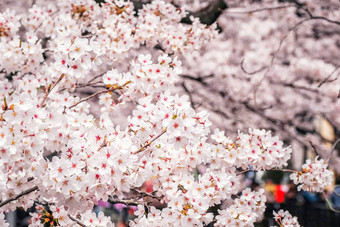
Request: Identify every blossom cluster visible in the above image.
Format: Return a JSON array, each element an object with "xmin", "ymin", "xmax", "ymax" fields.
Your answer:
[
  {"xmin": 273, "ymin": 209, "xmax": 300, "ymax": 227},
  {"xmin": 215, "ymin": 188, "xmax": 267, "ymax": 226},
  {"xmin": 210, "ymin": 128, "xmax": 292, "ymax": 171},
  {"xmin": 0, "ymin": 211, "xmax": 9, "ymax": 227},
  {"xmin": 0, "ymin": 34, "xmax": 44, "ymax": 74},
  {"xmin": 0, "ymin": 9, "xmax": 21, "ymax": 38},
  {"xmin": 290, "ymin": 157, "xmax": 333, "ymax": 192},
  {"xmin": 29, "ymin": 205, "xmax": 113, "ymax": 227},
  {"xmin": 100, "ymin": 54, "xmax": 182, "ymax": 111}
]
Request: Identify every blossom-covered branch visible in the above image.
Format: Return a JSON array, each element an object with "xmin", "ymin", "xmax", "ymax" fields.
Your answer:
[{"xmin": 0, "ymin": 186, "xmax": 38, "ymax": 208}]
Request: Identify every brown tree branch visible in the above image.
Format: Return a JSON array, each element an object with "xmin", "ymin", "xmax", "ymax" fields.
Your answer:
[
  {"xmin": 40, "ymin": 74, "xmax": 65, "ymax": 107},
  {"xmin": 132, "ymin": 188, "xmax": 161, "ymax": 200},
  {"xmin": 302, "ymin": 7, "xmax": 340, "ymax": 26},
  {"xmin": 133, "ymin": 129, "xmax": 167, "ymax": 154},
  {"xmin": 67, "ymin": 214, "xmax": 88, "ymax": 227},
  {"xmin": 76, "ymin": 81, "xmax": 105, "ymax": 89},
  {"xmin": 68, "ymin": 81, "xmax": 130, "ymax": 109},
  {"xmin": 181, "ymin": 82, "xmax": 196, "ymax": 109},
  {"xmin": 130, "ymin": 0, "xmax": 227, "ymax": 25},
  {"xmin": 237, "ymin": 168, "xmax": 297, "ymax": 176},
  {"xmin": 328, "ymin": 138, "xmax": 340, "ymax": 163},
  {"xmin": 269, "ymin": 80, "xmax": 321, "ymax": 94},
  {"xmin": 318, "ymin": 66, "xmax": 339, "ymax": 88},
  {"xmin": 87, "ymin": 73, "xmax": 106, "ymax": 84},
  {"xmin": 108, "ymin": 197, "xmax": 142, "ymax": 206},
  {"xmin": 240, "ymin": 59, "xmax": 268, "ymax": 75},
  {"xmin": 0, "ymin": 186, "xmax": 38, "ymax": 207},
  {"xmin": 68, "ymin": 89, "xmax": 108, "ymax": 109},
  {"xmin": 180, "ymin": 0, "xmax": 228, "ymax": 25},
  {"xmin": 226, "ymin": 4, "xmax": 296, "ymax": 14}
]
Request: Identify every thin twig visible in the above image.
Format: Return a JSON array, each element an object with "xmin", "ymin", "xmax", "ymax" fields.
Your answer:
[
  {"xmin": 318, "ymin": 66, "xmax": 339, "ymax": 88},
  {"xmin": 181, "ymin": 74, "xmax": 211, "ymax": 85},
  {"xmin": 76, "ymin": 81, "xmax": 105, "ymax": 89},
  {"xmin": 108, "ymin": 197, "xmax": 142, "ymax": 206},
  {"xmin": 302, "ymin": 6, "xmax": 340, "ymax": 26},
  {"xmin": 68, "ymin": 89, "xmax": 108, "ymax": 109},
  {"xmin": 180, "ymin": 0, "xmax": 227, "ymax": 25},
  {"xmin": 328, "ymin": 138, "xmax": 340, "ymax": 163},
  {"xmin": 237, "ymin": 169, "xmax": 251, "ymax": 175},
  {"xmin": 237, "ymin": 168, "xmax": 297, "ymax": 176},
  {"xmin": 268, "ymin": 168, "xmax": 297, "ymax": 173},
  {"xmin": 40, "ymin": 74, "xmax": 65, "ymax": 107},
  {"xmin": 67, "ymin": 214, "xmax": 88, "ymax": 227},
  {"xmin": 334, "ymin": 185, "xmax": 340, "ymax": 197},
  {"xmin": 133, "ymin": 129, "xmax": 167, "ymax": 155},
  {"xmin": 68, "ymin": 81, "xmax": 130, "ymax": 109},
  {"xmin": 324, "ymin": 192, "xmax": 340, "ymax": 213},
  {"xmin": 0, "ymin": 186, "xmax": 38, "ymax": 207},
  {"xmin": 281, "ymin": 83, "xmax": 320, "ymax": 96},
  {"xmin": 240, "ymin": 59, "xmax": 267, "ymax": 75},
  {"xmin": 132, "ymin": 188, "xmax": 161, "ymax": 200},
  {"xmin": 87, "ymin": 73, "xmax": 106, "ymax": 84},
  {"xmin": 181, "ymin": 82, "xmax": 196, "ymax": 109},
  {"xmin": 308, "ymin": 136, "xmax": 340, "ymax": 163},
  {"xmin": 226, "ymin": 4, "xmax": 296, "ymax": 14},
  {"xmin": 269, "ymin": 80, "xmax": 321, "ymax": 94},
  {"xmin": 227, "ymin": 5, "xmax": 296, "ymax": 14},
  {"xmin": 308, "ymin": 140, "xmax": 319, "ymax": 156},
  {"xmin": 309, "ymin": 16, "xmax": 340, "ymax": 26}
]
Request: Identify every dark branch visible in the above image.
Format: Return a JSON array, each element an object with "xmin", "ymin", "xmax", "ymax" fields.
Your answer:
[
  {"xmin": 67, "ymin": 214, "xmax": 88, "ymax": 227},
  {"xmin": 108, "ymin": 197, "xmax": 141, "ymax": 206},
  {"xmin": 0, "ymin": 186, "xmax": 38, "ymax": 207},
  {"xmin": 318, "ymin": 66, "xmax": 339, "ymax": 88},
  {"xmin": 240, "ymin": 59, "xmax": 267, "ymax": 75},
  {"xmin": 133, "ymin": 129, "xmax": 167, "ymax": 154},
  {"xmin": 180, "ymin": 0, "xmax": 227, "ymax": 25},
  {"xmin": 181, "ymin": 74, "xmax": 213, "ymax": 85},
  {"xmin": 181, "ymin": 82, "xmax": 196, "ymax": 109},
  {"xmin": 132, "ymin": 188, "xmax": 161, "ymax": 200},
  {"xmin": 226, "ymin": 4, "xmax": 296, "ymax": 14}
]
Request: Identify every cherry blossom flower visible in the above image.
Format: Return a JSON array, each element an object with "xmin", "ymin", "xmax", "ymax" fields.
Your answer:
[
  {"xmin": 0, "ymin": 211, "xmax": 9, "ymax": 227},
  {"xmin": 290, "ymin": 156, "xmax": 333, "ymax": 192},
  {"xmin": 273, "ymin": 209, "xmax": 300, "ymax": 227}
]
